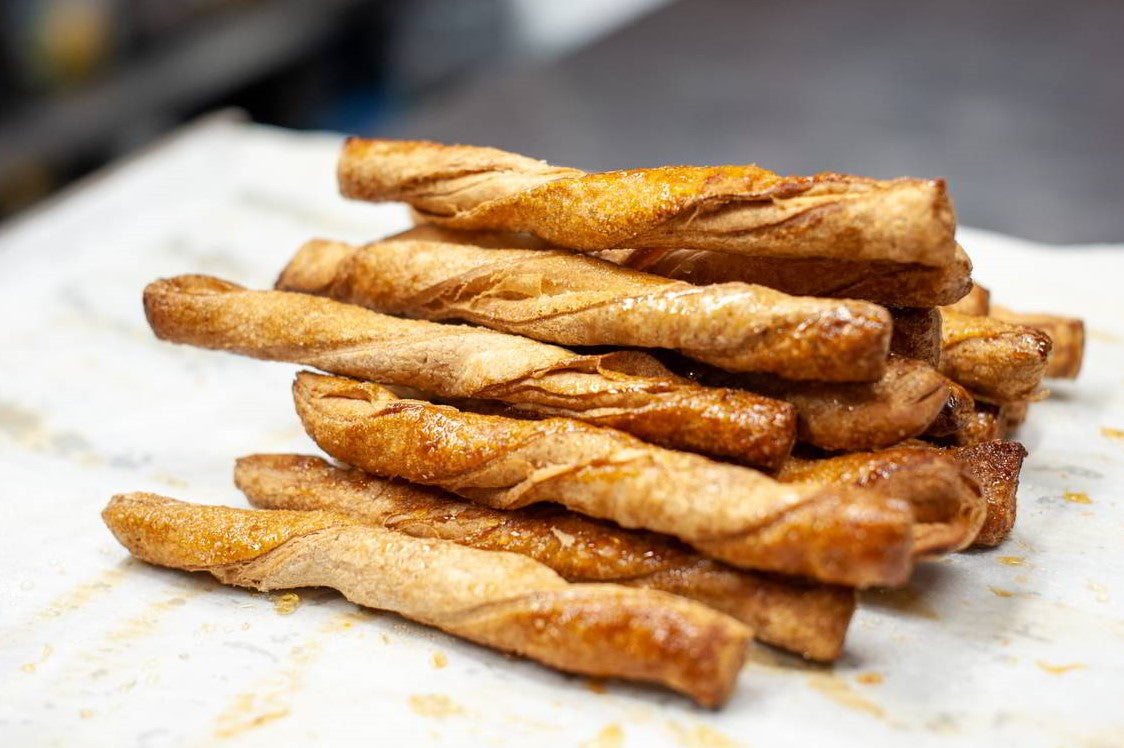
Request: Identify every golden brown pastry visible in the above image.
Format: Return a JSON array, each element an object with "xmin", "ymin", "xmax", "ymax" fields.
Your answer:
[
  {"xmin": 940, "ymin": 310, "xmax": 1052, "ymax": 403},
  {"xmin": 897, "ymin": 439, "xmax": 1027, "ymax": 547},
  {"xmin": 277, "ymin": 238, "xmax": 892, "ymax": 382},
  {"xmin": 923, "ymin": 379, "xmax": 976, "ymax": 438},
  {"xmin": 888, "ymin": 307, "xmax": 942, "ymax": 366},
  {"xmin": 776, "ymin": 448, "xmax": 987, "ymax": 554},
  {"xmin": 932, "ymin": 405, "xmax": 1005, "ymax": 447},
  {"xmin": 598, "ymin": 244, "xmax": 973, "ymax": 308},
  {"xmin": 941, "ymin": 283, "xmax": 1084, "ymax": 380},
  {"xmin": 991, "ymin": 306, "xmax": 1085, "ymax": 379},
  {"xmin": 143, "ymin": 275, "xmax": 796, "ymax": 469},
  {"xmin": 235, "ymin": 454, "xmax": 856, "ymax": 661},
  {"xmin": 947, "ymin": 441, "xmax": 1026, "ymax": 547},
  {"xmin": 292, "ymin": 372, "xmax": 915, "ymax": 587},
  {"xmin": 683, "ymin": 356, "xmax": 950, "ymax": 451},
  {"xmin": 338, "ymin": 139, "xmax": 958, "ymax": 266},
  {"xmin": 102, "ymin": 493, "xmax": 750, "ymax": 706}
]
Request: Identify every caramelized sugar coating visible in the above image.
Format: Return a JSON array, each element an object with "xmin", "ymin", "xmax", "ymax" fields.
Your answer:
[
  {"xmin": 103, "ymin": 493, "xmax": 751, "ymax": 707},
  {"xmin": 143, "ymin": 274, "xmax": 795, "ymax": 469},
  {"xmin": 293, "ymin": 372, "xmax": 915, "ymax": 588},
  {"xmin": 339, "ymin": 138, "xmax": 957, "ymax": 267},
  {"xmin": 278, "ymin": 238, "xmax": 891, "ymax": 382},
  {"xmin": 235, "ymin": 454, "xmax": 856, "ymax": 661}
]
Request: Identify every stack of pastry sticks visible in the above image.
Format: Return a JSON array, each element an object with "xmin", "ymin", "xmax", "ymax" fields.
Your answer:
[{"xmin": 103, "ymin": 139, "xmax": 1086, "ymax": 708}]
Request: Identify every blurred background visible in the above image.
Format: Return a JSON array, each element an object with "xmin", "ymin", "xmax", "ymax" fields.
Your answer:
[{"xmin": 1, "ymin": 0, "xmax": 1121, "ymax": 241}]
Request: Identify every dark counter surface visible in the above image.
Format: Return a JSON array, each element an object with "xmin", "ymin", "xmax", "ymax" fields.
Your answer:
[{"xmin": 384, "ymin": 0, "xmax": 1124, "ymax": 243}]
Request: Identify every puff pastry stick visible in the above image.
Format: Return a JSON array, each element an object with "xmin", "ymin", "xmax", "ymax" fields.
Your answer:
[
  {"xmin": 947, "ymin": 441, "xmax": 1026, "ymax": 546},
  {"xmin": 235, "ymin": 454, "xmax": 856, "ymax": 661},
  {"xmin": 939, "ymin": 310, "xmax": 1051, "ymax": 403},
  {"xmin": 990, "ymin": 307, "xmax": 1085, "ymax": 379},
  {"xmin": 941, "ymin": 284, "xmax": 1084, "ymax": 380},
  {"xmin": 888, "ymin": 307, "xmax": 942, "ymax": 366},
  {"xmin": 680, "ymin": 356, "xmax": 950, "ymax": 451},
  {"xmin": 598, "ymin": 244, "xmax": 973, "ymax": 308},
  {"xmin": 293, "ymin": 372, "xmax": 915, "ymax": 587},
  {"xmin": 277, "ymin": 238, "xmax": 892, "ymax": 382},
  {"xmin": 144, "ymin": 275, "xmax": 795, "ymax": 468},
  {"xmin": 339, "ymin": 139, "xmax": 957, "ymax": 266},
  {"xmin": 776, "ymin": 448, "xmax": 986, "ymax": 554},
  {"xmin": 900, "ymin": 440, "xmax": 1027, "ymax": 547},
  {"xmin": 102, "ymin": 493, "xmax": 749, "ymax": 706}
]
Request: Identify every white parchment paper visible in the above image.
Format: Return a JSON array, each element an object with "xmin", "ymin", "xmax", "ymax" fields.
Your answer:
[{"xmin": 0, "ymin": 115, "xmax": 1121, "ymax": 747}]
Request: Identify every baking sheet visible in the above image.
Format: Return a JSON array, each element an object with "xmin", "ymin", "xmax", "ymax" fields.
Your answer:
[{"xmin": 1, "ymin": 115, "xmax": 1122, "ymax": 747}]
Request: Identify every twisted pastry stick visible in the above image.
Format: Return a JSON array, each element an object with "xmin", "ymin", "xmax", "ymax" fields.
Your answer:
[
  {"xmin": 144, "ymin": 275, "xmax": 795, "ymax": 468},
  {"xmin": 898, "ymin": 440, "xmax": 1027, "ymax": 547},
  {"xmin": 339, "ymin": 139, "xmax": 957, "ymax": 266},
  {"xmin": 277, "ymin": 238, "xmax": 891, "ymax": 382},
  {"xmin": 947, "ymin": 441, "xmax": 1026, "ymax": 546},
  {"xmin": 102, "ymin": 493, "xmax": 750, "ymax": 706},
  {"xmin": 942, "ymin": 284, "xmax": 1084, "ymax": 380},
  {"xmin": 293, "ymin": 372, "xmax": 915, "ymax": 587},
  {"xmin": 989, "ymin": 307, "xmax": 1084, "ymax": 380},
  {"xmin": 776, "ymin": 448, "xmax": 987, "ymax": 553},
  {"xmin": 597, "ymin": 244, "xmax": 973, "ymax": 308},
  {"xmin": 235, "ymin": 454, "xmax": 856, "ymax": 661},
  {"xmin": 676, "ymin": 355, "xmax": 950, "ymax": 451},
  {"xmin": 940, "ymin": 310, "xmax": 1052, "ymax": 403}
]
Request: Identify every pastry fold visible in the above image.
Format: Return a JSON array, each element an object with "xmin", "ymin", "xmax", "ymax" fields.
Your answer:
[
  {"xmin": 939, "ymin": 310, "xmax": 1052, "ymax": 403},
  {"xmin": 292, "ymin": 372, "xmax": 915, "ymax": 587},
  {"xmin": 680, "ymin": 356, "xmax": 950, "ymax": 451},
  {"xmin": 776, "ymin": 448, "xmax": 987, "ymax": 553},
  {"xmin": 235, "ymin": 454, "xmax": 856, "ymax": 661},
  {"xmin": 143, "ymin": 275, "xmax": 795, "ymax": 468},
  {"xmin": 597, "ymin": 244, "xmax": 973, "ymax": 308},
  {"xmin": 338, "ymin": 139, "xmax": 957, "ymax": 267},
  {"xmin": 277, "ymin": 238, "xmax": 892, "ymax": 382},
  {"xmin": 102, "ymin": 493, "xmax": 750, "ymax": 707}
]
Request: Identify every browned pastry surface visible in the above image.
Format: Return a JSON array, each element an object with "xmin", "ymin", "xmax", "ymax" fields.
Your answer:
[
  {"xmin": 888, "ymin": 307, "xmax": 942, "ymax": 366},
  {"xmin": 103, "ymin": 493, "xmax": 751, "ymax": 706},
  {"xmin": 923, "ymin": 379, "xmax": 976, "ymax": 438},
  {"xmin": 686, "ymin": 356, "xmax": 950, "ymax": 451},
  {"xmin": 278, "ymin": 238, "xmax": 891, "ymax": 382},
  {"xmin": 598, "ymin": 244, "xmax": 972, "ymax": 308},
  {"xmin": 293, "ymin": 372, "xmax": 915, "ymax": 587},
  {"xmin": 898, "ymin": 439, "xmax": 1027, "ymax": 547},
  {"xmin": 947, "ymin": 441, "xmax": 1026, "ymax": 547},
  {"xmin": 776, "ymin": 448, "xmax": 987, "ymax": 553},
  {"xmin": 235, "ymin": 454, "xmax": 856, "ymax": 661},
  {"xmin": 143, "ymin": 274, "xmax": 795, "ymax": 468},
  {"xmin": 932, "ymin": 406, "xmax": 1005, "ymax": 447},
  {"xmin": 991, "ymin": 306, "xmax": 1085, "ymax": 379},
  {"xmin": 339, "ymin": 139, "xmax": 957, "ymax": 266},
  {"xmin": 940, "ymin": 310, "xmax": 1052, "ymax": 403}
]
